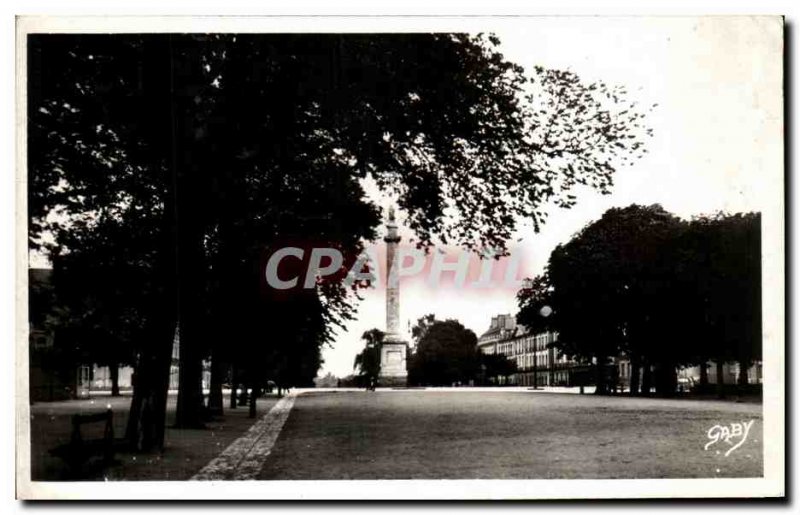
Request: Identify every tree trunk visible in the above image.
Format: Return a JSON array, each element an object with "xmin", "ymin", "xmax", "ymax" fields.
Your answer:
[
  {"xmin": 109, "ymin": 363, "xmax": 121, "ymax": 397},
  {"xmin": 248, "ymin": 381, "xmax": 257, "ymax": 419},
  {"xmin": 699, "ymin": 362, "xmax": 709, "ymax": 387},
  {"xmin": 125, "ymin": 35, "xmax": 190, "ymax": 449},
  {"xmin": 641, "ymin": 363, "xmax": 652, "ymax": 396},
  {"xmin": 207, "ymin": 355, "xmax": 225, "ymax": 417},
  {"xmin": 172, "ymin": 216, "xmax": 207, "ymax": 428},
  {"xmin": 125, "ymin": 321, "xmax": 175, "ymax": 452},
  {"xmin": 594, "ymin": 356, "xmax": 608, "ymax": 395},
  {"xmin": 238, "ymin": 384, "xmax": 249, "ymax": 406},
  {"xmin": 655, "ymin": 363, "xmax": 677, "ymax": 396},
  {"xmin": 629, "ymin": 355, "xmax": 640, "ymax": 395},
  {"xmin": 229, "ymin": 365, "xmax": 238, "ymax": 409},
  {"xmin": 174, "ymin": 311, "xmax": 206, "ymax": 429},
  {"xmin": 229, "ymin": 382, "xmax": 238, "ymax": 409},
  {"xmin": 171, "ymin": 36, "xmax": 211, "ymax": 430},
  {"xmin": 716, "ymin": 360, "xmax": 725, "ymax": 398},
  {"xmin": 738, "ymin": 360, "xmax": 750, "ymax": 386}
]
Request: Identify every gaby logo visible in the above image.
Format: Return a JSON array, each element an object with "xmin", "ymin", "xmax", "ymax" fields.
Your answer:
[{"xmin": 704, "ymin": 420, "xmax": 756, "ymax": 457}]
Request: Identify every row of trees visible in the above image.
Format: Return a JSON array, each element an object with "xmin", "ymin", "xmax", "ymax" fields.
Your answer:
[
  {"xmin": 354, "ymin": 316, "xmax": 517, "ymax": 387},
  {"xmin": 29, "ymin": 33, "xmax": 651, "ymax": 451},
  {"xmin": 517, "ymin": 204, "xmax": 761, "ymax": 396}
]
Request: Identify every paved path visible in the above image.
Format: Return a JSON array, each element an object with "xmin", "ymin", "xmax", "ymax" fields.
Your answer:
[{"xmin": 192, "ymin": 393, "xmax": 297, "ymax": 480}]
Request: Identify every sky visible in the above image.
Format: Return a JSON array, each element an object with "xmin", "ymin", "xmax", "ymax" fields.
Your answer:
[{"xmin": 319, "ymin": 17, "xmax": 783, "ymax": 378}]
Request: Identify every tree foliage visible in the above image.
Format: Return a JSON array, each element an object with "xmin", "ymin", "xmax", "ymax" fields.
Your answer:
[
  {"xmin": 354, "ymin": 329, "xmax": 384, "ymax": 385},
  {"xmin": 410, "ymin": 314, "xmax": 437, "ymax": 347},
  {"xmin": 478, "ymin": 352, "xmax": 519, "ymax": 385},
  {"xmin": 517, "ymin": 205, "xmax": 762, "ymax": 395},
  {"xmin": 678, "ymin": 212, "xmax": 762, "ymax": 381},
  {"xmin": 408, "ymin": 318, "xmax": 480, "ymax": 386}
]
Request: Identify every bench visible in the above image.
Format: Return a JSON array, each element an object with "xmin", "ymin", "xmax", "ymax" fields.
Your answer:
[{"xmin": 50, "ymin": 408, "xmax": 115, "ymax": 475}]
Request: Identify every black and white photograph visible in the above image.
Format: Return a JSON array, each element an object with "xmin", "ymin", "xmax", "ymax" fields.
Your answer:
[{"xmin": 14, "ymin": 14, "xmax": 785, "ymax": 500}]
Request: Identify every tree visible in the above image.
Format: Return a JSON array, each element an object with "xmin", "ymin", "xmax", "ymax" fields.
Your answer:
[
  {"xmin": 516, "ymin": 275, "xmax": 555, "ymax": 334},
  {"xmin": 479, "ymin": 352, "xmax": 518, "ymax": 385},
  {"xmin": 43, "ymin": 205, "xmax": 167, "ymax": 398},
  {"xmin": 679, "ymin": 213, "xmax": 761, "ymax": 394},
  {"xmin": 408, "ymin": 319, "xmax": 480, "ymax": 386},
  {"xmin": 411, "ymin": 314, "xmax": 437, "ymax": 347},
  {"xmin": 354, "ymin": 329, "xmax": 384, "ymax": 386},
  {"xmin": 29, "ymin": 35, "xmax": 188, "ymax": 447},
  {"xmin": 519, "ymin": 205, "xmax": 685, "ymax": 395},
  {"xmin": 518, "ymin": 204, "xmax": 762, "ymax": 397},
  {"xmin": 29, "ymin": 34, "xmax": 652, "ymax": 448}
]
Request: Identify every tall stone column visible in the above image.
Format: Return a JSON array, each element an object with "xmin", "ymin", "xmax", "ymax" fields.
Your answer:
[{"xmin": 380, "ymin": 206, "xmax": 408, "ymax": 386}]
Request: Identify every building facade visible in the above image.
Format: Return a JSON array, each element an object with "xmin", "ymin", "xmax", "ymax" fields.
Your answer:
[
  {"xmin": 477, "ymin": 314, "xmax": 577, "ymax": 387},
  {"xmin": 477, "ymin": 312, "xmax": 762, "ymax": 392}
]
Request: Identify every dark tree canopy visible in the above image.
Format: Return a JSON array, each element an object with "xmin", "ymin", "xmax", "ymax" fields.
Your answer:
[
  {"xmin": 410, "ymin": 314, "xmax": 437, "ymax": 347},
  {"xmin": 479, "ymin": 352, "xmax": 519, "ymax": 384},
  {"xmin": 517, "ymin": 204, "xmax": 762, "ymax": 395},
  {"xmin": 678, "ymin": 212, "xmax": 762, "ymax": 368},
  {"xmin": 29, "ymin": 33, "xmax": 652, "ymax": 260},
  {"xmin": 354, "ymin": 329, "xmax": 384, "ymax": 385},
  {"xmin": 408, "ymin": 318, "xmax": 479, "ymax": 386}
]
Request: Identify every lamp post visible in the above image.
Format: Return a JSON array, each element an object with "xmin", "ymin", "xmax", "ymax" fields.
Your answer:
[{"xmin": 534, "ymin": 305, "xmax": 553, "ymax": 390}]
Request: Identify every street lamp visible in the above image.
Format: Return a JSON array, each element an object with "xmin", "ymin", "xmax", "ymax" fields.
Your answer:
[{"xmin": 533, "ymin": 305, "xmax": 553, "ymax": 390}]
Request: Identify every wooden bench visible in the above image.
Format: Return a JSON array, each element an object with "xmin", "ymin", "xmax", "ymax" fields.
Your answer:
[{"xmin": 50, "ymin": 408, "xmax": 115, "ymax": 475}]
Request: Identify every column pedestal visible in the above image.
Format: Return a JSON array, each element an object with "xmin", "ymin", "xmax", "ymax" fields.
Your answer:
[{"xmin": 379, "ymin": 340, "xmax": 408, "ymax": 387}]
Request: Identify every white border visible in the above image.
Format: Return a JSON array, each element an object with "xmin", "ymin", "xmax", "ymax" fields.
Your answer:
[
  {"xmin": 13, "ymin": 14, "xmax": 786, "ymax": 501},
  {"xmin": 12, "ymin": 478, "xmax": 788, "ymax": 501}
]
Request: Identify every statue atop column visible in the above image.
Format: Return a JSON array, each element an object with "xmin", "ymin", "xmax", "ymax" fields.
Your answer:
[{"xmin": 380, "ymin": 205, "xmax": 408, "ymax": 386}]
